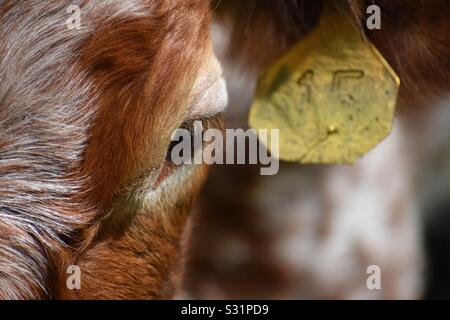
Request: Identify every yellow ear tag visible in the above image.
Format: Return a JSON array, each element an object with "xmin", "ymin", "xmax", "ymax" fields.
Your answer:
[{"xmin": 248, "ymin": 5, "xmax": 400, "ymax": 164}]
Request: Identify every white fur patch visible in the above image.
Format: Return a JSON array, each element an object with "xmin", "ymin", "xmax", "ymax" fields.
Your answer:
[{"xmin": 188, "ymin": 47, "xmax": 228, "ymax": 120}]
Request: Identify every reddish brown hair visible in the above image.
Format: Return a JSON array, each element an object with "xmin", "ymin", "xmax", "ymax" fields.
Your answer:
[{"xmin": 0, "ymin": 0, "xmax": 212, "ymax": 299}]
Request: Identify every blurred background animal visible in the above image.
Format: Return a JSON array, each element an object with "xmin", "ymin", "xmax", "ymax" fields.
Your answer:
[{"xmin": 184, "ymin": 0, "xmax": 450, "ymax": 299}]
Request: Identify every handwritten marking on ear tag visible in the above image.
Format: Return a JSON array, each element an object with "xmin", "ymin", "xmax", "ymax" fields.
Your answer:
[{"xmin": 248, "ymin": 6, "xmax": 400, "ymax": 164}]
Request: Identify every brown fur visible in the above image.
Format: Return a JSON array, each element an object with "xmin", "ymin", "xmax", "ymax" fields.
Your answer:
[{"xmin": 0, "ymin": 0, "xmax": 213, "ymax": 299}]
